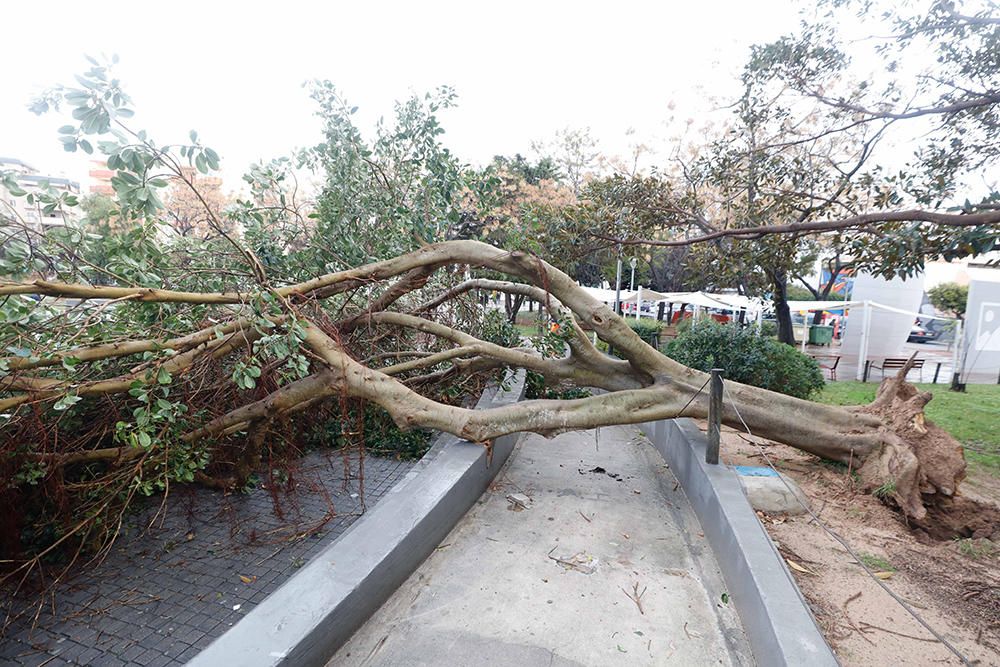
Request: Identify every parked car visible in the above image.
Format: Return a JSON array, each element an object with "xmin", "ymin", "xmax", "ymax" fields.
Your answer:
[{"xmin": 907, "ymin": 322, "xmax": 939, "ymax": 343}]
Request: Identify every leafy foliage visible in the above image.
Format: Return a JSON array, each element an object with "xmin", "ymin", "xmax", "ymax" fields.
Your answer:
[
  {"xmin": 666, "ymin": 321, "xmax": 824, "ymax": 399},
  {"xmin": 307, "ymin": 405, "xmax": 433, "ymax": 460},
  {"xmin": 0, "ymin": 62, "xmax": 508, "ymax": 572},
  {"xmin": 927, "ymin": 282, "xmax": 969, "ymax": 319},
  {"xmin": 627, "ymin": 319, "xmax": 663, "ymax": 343},
  {"xmin": 524, "ymin": 371, "xmax": 591, "ymax": 400}
]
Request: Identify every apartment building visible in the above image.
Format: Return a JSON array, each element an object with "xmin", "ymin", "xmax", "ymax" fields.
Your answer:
[{"xmin": 0, "ymin": 156, "xmax": 81, "ymax": 231}]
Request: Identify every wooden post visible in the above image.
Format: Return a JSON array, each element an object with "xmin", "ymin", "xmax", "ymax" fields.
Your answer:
[
  {"xmin": 657, "ymin": 302, "xmax": 666, "ymax": 321},
  {"xmin": 707, "ymin": 369, "xmax": 723, "ymax": 465}
]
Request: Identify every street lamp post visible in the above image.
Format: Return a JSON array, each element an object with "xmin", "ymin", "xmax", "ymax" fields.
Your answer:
[{"xmin": 629, "ymin": 256, "xmax": 637, "ymax": 292}]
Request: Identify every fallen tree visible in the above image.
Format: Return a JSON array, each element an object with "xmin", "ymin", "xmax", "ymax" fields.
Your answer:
[
  {"xmin": 0, "ymin": 59, "xmax": 975, "ymax": 589},
  {"xmin": 1, "ymin": 239, "xmax": 965, "ymax": 533}
]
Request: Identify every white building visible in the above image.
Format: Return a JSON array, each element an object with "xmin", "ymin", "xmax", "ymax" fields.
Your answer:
[{"xmin": 0, "ymin": 156, "xmax": 81, "ymax": 232}]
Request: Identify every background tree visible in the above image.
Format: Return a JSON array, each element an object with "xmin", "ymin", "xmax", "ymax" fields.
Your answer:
[
  {"xmin": 927, "ymin": 282, "xmax": 970, "ymax": 320},
  {"xmin": 162, "ymin": 166, "xmax": 232, "ymax": 239},
  {"xmin": 532, "ymin": 127, "xmax": 600, "ymax": 196}
]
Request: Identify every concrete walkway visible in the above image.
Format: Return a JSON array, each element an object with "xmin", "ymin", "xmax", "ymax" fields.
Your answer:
[{"xmin": 331, "ymin": 425, "xmax": 753, "ymax": 666}]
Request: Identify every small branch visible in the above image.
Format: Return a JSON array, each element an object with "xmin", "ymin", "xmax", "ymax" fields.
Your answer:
[{"xmin": 621, "ymin": 581, "xmax": 647, "ymax": 615}]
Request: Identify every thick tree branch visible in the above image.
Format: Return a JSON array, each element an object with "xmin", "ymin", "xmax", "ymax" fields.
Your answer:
[{"xmin": 597, "ymin": 209, "xmax": 1000, "ymax": 247}]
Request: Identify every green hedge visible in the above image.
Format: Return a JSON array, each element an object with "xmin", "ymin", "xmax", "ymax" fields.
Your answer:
[
  {"xmin": 627, "ymin": 319, "xmax": 663, "ymax": 339},
  {"xmin": 665, "ymin": 321, "xmax": 824, "ymax": 399}
]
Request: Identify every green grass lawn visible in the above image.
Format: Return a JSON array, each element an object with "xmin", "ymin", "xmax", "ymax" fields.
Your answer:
[
  {"xmin": 817, "ymin": 382, "xmax": 1000, "ymax": 474},
  {"xmin": 513, "ymin": 323, "xmax": 540, "ymax": 338}
]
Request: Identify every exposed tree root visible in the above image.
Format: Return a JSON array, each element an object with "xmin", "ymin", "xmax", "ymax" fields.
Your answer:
[{"xmin": 858, "ymin": 356, "xmax": 967, "ymax": 521}]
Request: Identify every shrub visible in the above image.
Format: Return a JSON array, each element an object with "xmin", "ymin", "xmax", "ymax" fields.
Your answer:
[
  {"xmin": 665, "ymin": 320, "xmax": 824, "ymax": 399},
  {"xmin": 758, "ymin": 319, "xmax": 778, "ymax": 338},
  {"xmin": 478, "ymin": 309, "xmax": 522, "ymax": 348},
  {"xmin": 628, "ymin": 319, "xmax": 663, "ymax": 339},
  {"xmin": 524, "ymin": 370, "xmax": 592, "ymax": 400},
  {"xmin": 307, "ymin": 404, "xmax": 432, "ymax": 459}
]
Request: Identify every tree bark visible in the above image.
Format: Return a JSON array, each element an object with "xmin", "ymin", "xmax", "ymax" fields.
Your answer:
[
  {"xmin": 770, "ymin": 269, "xmax": 796, "ymax": 345},
  {"xmin": 504, "ymin": 293, "xmax": 525, "ymax": 323}
]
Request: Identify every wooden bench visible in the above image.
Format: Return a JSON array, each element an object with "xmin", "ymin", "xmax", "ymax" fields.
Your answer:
[
  {"xmin": 864, "ymin": 357, "xmax": 924, "ymax": 382},
  {"xmin": 810, "ymin": 354, "xmax": 840, "ymax": 380}
]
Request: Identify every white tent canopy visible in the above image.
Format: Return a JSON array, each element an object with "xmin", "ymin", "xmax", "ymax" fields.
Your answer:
[
  {"xmin": 660, "ymin": 291, "xmax": 733, "ymax": 309},
  {"xmin": 618, "ymin": 288, "xmax": 674, "ymax": 303},
  {"xmin": 578, "ymin": 286, "xmax": 622, "ymax": 303}
]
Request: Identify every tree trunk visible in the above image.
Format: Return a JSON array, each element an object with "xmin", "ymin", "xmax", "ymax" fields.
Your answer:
[
  {"xmin": 504, "ymin": 292, "xmax": 525, "ymax": 323},
  {"xmin": 770, "ymin": 270, "xmax": 796, "ymax": 345}
]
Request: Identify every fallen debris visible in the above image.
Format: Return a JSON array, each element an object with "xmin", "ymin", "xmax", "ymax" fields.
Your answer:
[
  {"xmin": 547, "ymin": 547, "xmax": 597, "ymax": 575},
  {"xmin": 621, "ymin": 581, "xmax": 647, "ymax": 615},
  {"xmin": 506, "ymin": 493, "xmax": 532, "ymax": 511},
  {"xmin": 577, "ymin": 466, "xmax": 625, "ymax": 482}
]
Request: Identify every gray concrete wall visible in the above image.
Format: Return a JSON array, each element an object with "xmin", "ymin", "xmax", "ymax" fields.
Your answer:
[
  {"xmin": 638, "ymin": 418, "xmax": 838, "ymax": 667},
  {"xmin": 189, "ymin": 370, "xmax": 526, "ymax": 667}
]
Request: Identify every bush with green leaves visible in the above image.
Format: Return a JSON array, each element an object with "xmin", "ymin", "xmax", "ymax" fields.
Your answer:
[
  {"xmin": 627, "ymin": 319, "xmax": 662, "ymax": 341},
  {"xmin": 307, "ymin": 405, "xmax": 432, "ymax": 460},
  {"xmin": 665, "ymin": 321, "xmax": 824, "ymax": 399},
  {"xmin": 524, "ymin": 371, "xmax": 591, "ymax": 400}
]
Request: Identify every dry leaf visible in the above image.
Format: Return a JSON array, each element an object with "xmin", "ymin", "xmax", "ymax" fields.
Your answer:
[
  {"xmin": 874, "ymin": 571, "xmax": 893, "ymax": 580},
  {"xmin": 786, "ymin": 558, "xmax": 817, "ymax": 575},
  {"xmin": 239, "ymin": 575, "xmax": 256, "ymax": 584}
]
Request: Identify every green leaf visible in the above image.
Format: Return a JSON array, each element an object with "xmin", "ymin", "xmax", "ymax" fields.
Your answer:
[
  {"xmin": 157, "ymin": 367, "xmax": 172, "ymax": 384},
  {"xmin": 58, "ymin": 125, "xmax": 77, "ymax": 135},
  {"xmin": 53, "ymin": 394, "xmax": 82, "ymax": 411}
]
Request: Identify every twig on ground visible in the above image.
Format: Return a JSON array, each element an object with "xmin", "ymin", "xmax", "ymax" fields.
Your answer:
[
  {"xmin": 683, "ymin": 621, "xmax": 702, "ymax": 639},
  {"xmin": 621, "ymin": 581, "xmax": 647, "ymax": 615},
  {"xmin": 842, "ymin": 592, "xmax": 876, "ymax": 645},
  {"xmin": 858, "ymin": 621, "xmax": 940, "ymax": 643}
]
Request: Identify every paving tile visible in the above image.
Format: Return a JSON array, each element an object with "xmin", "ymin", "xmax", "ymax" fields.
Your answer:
[{"xmin": 0, "ymin": 454, "xmax": 415, "ymax": 666}]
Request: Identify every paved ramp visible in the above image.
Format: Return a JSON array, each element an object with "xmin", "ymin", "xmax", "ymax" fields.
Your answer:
[{"xmin": 331, "ymin": 425, "xmax": 753, "ymax": 666}]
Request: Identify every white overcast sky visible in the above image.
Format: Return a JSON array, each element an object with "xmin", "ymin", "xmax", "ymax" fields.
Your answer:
[{"xmin": 3, "ymin": 0, "xmax": 803, "ymax": 188}]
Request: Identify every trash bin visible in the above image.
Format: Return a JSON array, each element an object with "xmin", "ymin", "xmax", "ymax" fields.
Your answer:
[{"xmin": 808, "ymin": 325, "xmax": 834, "ymax": 346}]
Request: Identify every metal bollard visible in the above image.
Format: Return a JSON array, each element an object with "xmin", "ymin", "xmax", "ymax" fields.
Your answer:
[{"xmin": 707, "ymin": 368, "xmax": 723, "ymax": 465}]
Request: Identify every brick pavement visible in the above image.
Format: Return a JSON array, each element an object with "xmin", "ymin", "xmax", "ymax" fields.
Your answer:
[{"xmin": 0, "ymin": 449, "xmax": 416, "ymax": 667}]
